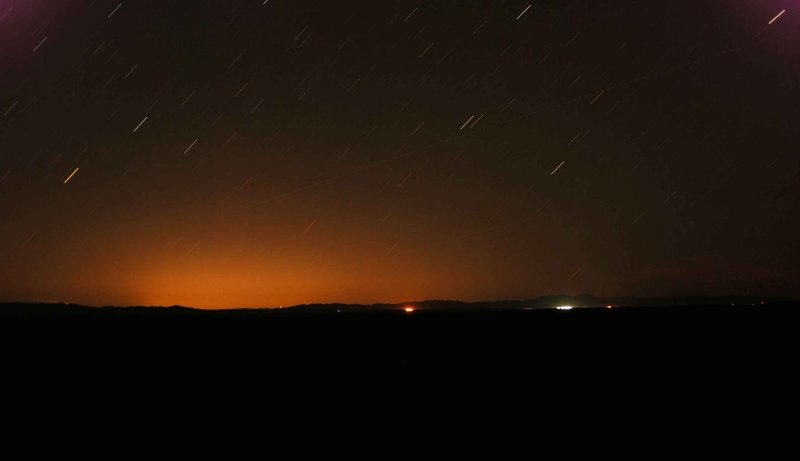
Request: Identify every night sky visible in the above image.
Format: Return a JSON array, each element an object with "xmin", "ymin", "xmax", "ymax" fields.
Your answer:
[{"xmin": 0, "ymin": 0, "xmax": 797, "ymax": 308}]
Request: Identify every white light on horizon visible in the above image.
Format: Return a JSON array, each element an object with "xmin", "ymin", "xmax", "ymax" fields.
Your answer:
[{"xmin": 555, "ymin": 305, "xmax": 573, "ymax": 310}]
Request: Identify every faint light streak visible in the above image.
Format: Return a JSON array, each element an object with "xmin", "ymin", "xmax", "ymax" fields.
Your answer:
[
  {"xmin": 185, "ymin": 241, "xmax": 200, "ymax": 257},
  {"xmin": 123, "ymin": 63, "xmax": 138, "ymax": 79},
  {"xmin": 20, "ymin": 232, "xmax": 36, "ymax": 249},
  {"xmin": 397, "ymin": 170, "xmax": 413, "ymax": 187},
  {"xmin": 517, "ymin": 4, "xmax": 532, "ymax": 20},
  {"xmin": 294, "ymin": 74, "xmax": 310, "ymax": 90},
  {"xmin": 182, "ymin": 89, "xmax": 197, "ymax": 105},
  {"xmin": 419, "ymin": 42, "xmax": 434, "ymax": 58},
  {"xmin": 3, "ymin": 100, "xmax": 19, "ymax": 117},
  {"xmin": 297, "ymin": 33, "xmax": 312, "ymax": 49},
  {"xmin": 302, "ymin": 220, "xmax": 316, "ymax": 235},
  {"xmin": 404, "ymin": 8, "xmax": 418, "ymax": 22},
  {"xmin": 133, "ymin": 116, "xmax": 147, "ymax": 132},
  {"xmin": 191, "ymin": 157, "xmax": 206, "ymax": 173},
  {"xmin": 346, "ymin": 78, "xmax": 361, "ymax": 94},
  {"xmin": 104, "ymin": 49, "xmax": 119, "ymax": 64},
  {"xmin": 469, "ymin": 113, "xmax": 484, "ymax": 128},
  {"xmin": 664, "ymin": 189, "xmax": 679, "ymax": 203},
  {"xmin": 565, "ymin": 33, "xmax": 579, "ymax": 47},
  {"xmin": 606, "ymin": 100, "xmax": 622, "ymax": 115},
  {"xmin": 0, "ymin": 6, "xmax": 12, "ymax": 23},
  {"xmin": 237, "ymin": 177, "xmax": 253, "ymax": 191},
  {"xmin": 297, "ymin": 86, "xmax": 311, "ymax": 101},
  {"xmin": 473, "ymin": 20, "xmax": 487, "ymax": 35},
  {"xmin": 32, "ymin": 36, "xmax": 47, "ymax": 53},
  {"xmin": 223, "ymin": 132, "xmax": 237, "ymax": 147},
  {"xmin": 460, "ymin": 115, "xmax": 475, "ymax": 130},
  {"xmin": 210, "ymin": 112, "xmax": 224, "ymax": 126},
  {"xmin": 103, "ymin": 72, "xmax": 117, "ymax": 89},
  {"xmin": 590, "ymin": 89, "xmax": 605, "ymax": 105},
  {"xmin": 183, "ymin": 138, "xmax": 198, "ymax": 155},
  {"xmin": 235, "ymin": 82, "xmax": 249, "ymax": 97},
  {"xmin": 228, "ymin": 53, "xmax": 243, "ymax": 69},
  {"xmin": 293, "ymin": 26, "xmax": 309, "ymax": 42},
  {"xmin": 768, "ymin": 10, "xmax": 785, "ymax": 25},
  {"xmin": 108, "ymin": 3, "xmax": 122, "ymax": 19},
  {"xmin": 550, "ymin": 160, "xmax": 565, "ymax": 175},
  {"xmin": 568, "ymin": 74, "xmax": 582, "ymax": 88},
  {"xmin": 64, "ymin": 167, "xmax": 79, "ymax": 184},
  {"xmin": 568, "ymin": 267, "xmax": 582, "ymax": 280},
  {"xmin": 410, "ymin": 121, "xmax": 425, "ymax": 136},
  {"xmin": 537, "ymin": 198, "xmax": 550, "ymax": 212},
  {"xmin": 338, "ymin": 36, "xmax": 352, "ymax": 51},
  {"xmin": 90, "ymin": 40, "xmax": 107, "ymax": 59}
]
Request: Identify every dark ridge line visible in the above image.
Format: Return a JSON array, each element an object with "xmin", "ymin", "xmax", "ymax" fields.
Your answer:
[{"xmin": 0, "ymin": 294, "xmax": 796, "ymax": 316}]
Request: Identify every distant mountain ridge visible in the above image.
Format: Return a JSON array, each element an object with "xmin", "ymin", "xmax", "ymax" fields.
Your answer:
[{"xmin": 0, "ymin": 294, "xmax": 793, "ymax": 316}]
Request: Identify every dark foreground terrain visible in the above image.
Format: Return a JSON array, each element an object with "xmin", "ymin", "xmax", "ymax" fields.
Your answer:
[
  {"xmin": 2, "ymin": 301, "xmax": 798, "ymax": 368},
  {"xmin": 2, "ymin": 300, "xmax": 799, "ymax": 416}
]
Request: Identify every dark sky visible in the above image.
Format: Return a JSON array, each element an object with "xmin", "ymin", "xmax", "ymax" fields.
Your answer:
[{"xmin": 0, "ymin": 0, "xmax": 797, "ymax": 308}]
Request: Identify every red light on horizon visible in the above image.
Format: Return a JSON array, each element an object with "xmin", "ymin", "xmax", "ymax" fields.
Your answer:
[{"xmin": 404, "ymin": 306, "xmax": 415, "ymax": 313}]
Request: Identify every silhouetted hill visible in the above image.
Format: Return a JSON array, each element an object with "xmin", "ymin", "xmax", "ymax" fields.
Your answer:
[
  {"xmin": 0, "ymin": 303, "xmax": 211, "ymax": 317},
  {"xmin": 3, "ymin": 297, "xmax": 799, "ymax": 390},
  {"xmin": 0, "ymin": 294, "xmax": 794, "ymax": 317},
  {"xmin": 522, "ymin": 294, "xmax": 787, "ymax": 308}
]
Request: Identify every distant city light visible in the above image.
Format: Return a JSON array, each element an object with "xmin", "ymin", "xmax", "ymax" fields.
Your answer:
[
  {"xmin": 555, "ymin": 305, "xmax": 573, "ymax": 310},
  {"xmin": 404, "ymin": 306, "xmax": 415, "ymax": 313}
]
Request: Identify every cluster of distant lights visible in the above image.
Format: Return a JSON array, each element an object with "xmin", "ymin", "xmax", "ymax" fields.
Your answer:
[
  {"xmin": 291, "ymin": 302, "xmax": 768, "ymax": 313},
  {"xmin": 380, "ymin": 302, "xmax": 769, "ymax": 313},
  {"xmin": 555, "ymin": 305, "xmax": 615, "ymax": 310}
]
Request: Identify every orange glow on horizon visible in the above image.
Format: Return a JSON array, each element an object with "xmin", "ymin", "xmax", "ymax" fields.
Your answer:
[{"xmin": 404, "ymin": 306, "xmax": 415, "ymax": 313}]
